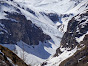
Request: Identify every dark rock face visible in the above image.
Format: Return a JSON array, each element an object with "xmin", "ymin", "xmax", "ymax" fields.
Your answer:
[
  {"xmin": 61, "ymin": 10, "xmax": 88, "ymax": 49},
  {"xmin": 40, "ymin": 12, "xmax": 60, "ymax": 23},
  {"xmin": 46, "ymin": 13, "xmax": 59, "ymax": 23},
  {"xmin": 0, "ymin": 45, "xmax": 29, "ymax": 66},
  {"xmin": 0, "ymin": 52, "xmax": 13, "ymax": 66},
  {"xmin": 59, "ymin": 34, "xmax": 88, "ymax": 66},
  {"xmin": 46, "ymin": 13, "xmax": 73, "ymax": 23},
  {"xmin": 0, "ymin": 12, "xmax": 51, "ymax": 45},
  {"xmin": 55, "ymin": 10, "xmax": 88, "ymax": 66}
]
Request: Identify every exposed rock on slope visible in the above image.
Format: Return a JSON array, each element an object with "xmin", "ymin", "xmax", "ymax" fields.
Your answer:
[
  {"xmin": 0, "ymin": 11, "xmax": 50, "ymax": 45},
  {"xmin": 59, "ymin": 34, "xmax": 88, "ymax": 66},
  {"xmin": 56, "ymin": 10, "xmax": 88, "ymax": 66},
  {"xmin": 0, "ymin": 45, "xmax": 29, "ymax": 66},
  {"xmin": 0, "ymin": 0, "xmax": 88, "ymax": 66},
  {"xmin": 54, "ymin": 10, "xmax": 88, "ymax": 57},
  {"xmin": 61, "ymin": 10, "xmax": 88, "ymax": 49},
  {"xmin": 43, "ymin": 9, "xmax": 88, "ymax": 66},
  {"xmin": 0, "ymin": 52, "xmax": 13, "ymax": 66}
]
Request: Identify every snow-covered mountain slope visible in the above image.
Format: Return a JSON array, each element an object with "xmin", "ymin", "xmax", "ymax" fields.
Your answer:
[
  {"xmin": 66, "ymin": 0, "xmax": 88, "ymax": 14},
  {"xmin": 43, "ymin": 9, "xmax": 88, "ymax": 66},
  {"xmin": 61, "ymin": 10, "xmax": 88, "ymax": 49},
  {"xmin": 0, "ymin": 0, "xmax": 88, "ymax": 66},
  {"xmin": 41, "ymin": 46, "xmax": 77, "ymax": 66},
  {"xmin": 13, "ymin": 0, "xmax": 84, "ymax": 13},
  {"xmin": 1, "ymin": 40, "xmax": 61, "ymax": 65},
  {"xmin": 0, "ymin": 0, "xmax": 63, "ymax": 65}
]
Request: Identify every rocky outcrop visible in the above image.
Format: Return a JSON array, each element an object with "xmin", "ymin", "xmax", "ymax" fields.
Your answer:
[
  {"xmin": 0, "ymin": 11, "xmax": 51, "ymax": 45},
  {"xmin": 59, "ymin": 34, "xmax": 88, "ymax": 66},
  {"xmin": 0, "ymin": 45, "xmax": 29, "ymax": 66},
  {"xmin": 60, "ymin": 10, "xmax": 88, "ymax": 49},
  {"xmin": 54, "ymin": 10, "xmax": 88, "ymax": 66},
  {"xmin": 46, "ymin": 13, "xmax": 59, "ymax": 23},
  {"xmin": 0, "ymin": 1, "xmax": 51, "ymax": 45},
  {"xmin": 54, "ymin": 10, "xmax": 88, "ymax": 57},
  {"xmin": 0, "ymin": 52, "xmax": 13, "ymax": 66}
]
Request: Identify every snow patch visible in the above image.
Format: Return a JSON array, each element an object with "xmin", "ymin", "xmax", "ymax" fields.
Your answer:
[
  {"xmin": 76, "ymin": 32, "xmax": 88, "ymax": 43},
  {"xmin": 44, "ymin": 46, "xmax": 77, "ymax": 66}
]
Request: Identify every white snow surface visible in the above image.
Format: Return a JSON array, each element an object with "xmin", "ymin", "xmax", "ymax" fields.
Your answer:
[
  {"xmin": 44, "ymin": 46, "xmax": 77, "ymax": 66},
  {"xmin": 13, "ymin": 0, "xmax": 75, "ymax": 14},
  {"xmin": 0, "ymin": 40, "xmax": 62, "ymax": 66},
  {"xmin": 76, "ymin": 32, "xmax": 88, "ymax": 43},
  {"xmin": 0, "ymin": 0, "xmax": 88, "ymax": 66}
]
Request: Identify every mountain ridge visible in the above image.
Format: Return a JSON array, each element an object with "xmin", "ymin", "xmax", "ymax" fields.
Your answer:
[{"xmin": 0, "ymin": 0, "xmax": 88, "ymax": 66}]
